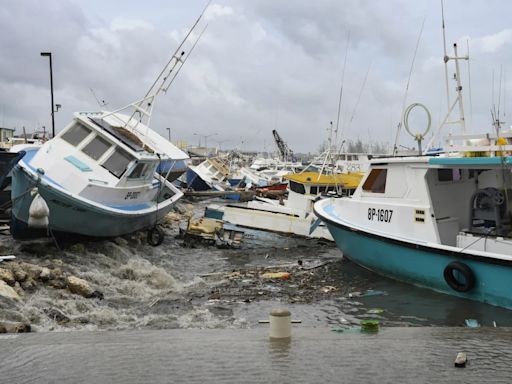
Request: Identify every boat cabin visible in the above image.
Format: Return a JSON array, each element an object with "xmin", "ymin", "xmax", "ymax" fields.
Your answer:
[
  {"xmin": 27, "ymin": 112, "xmax": 175, "ymax": 206},
  {"xmin": 347, "ymin": 147, "xmax": 512, "ymax": 253}
]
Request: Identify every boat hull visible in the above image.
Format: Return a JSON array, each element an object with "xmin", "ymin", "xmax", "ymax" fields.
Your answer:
[
  {"xmin": 11, "ymin": 165, "xmax": 176, "ymax": 239},
  {"xmin": 315, "ymin": 203, "xmax": 512, "ymax": 309},
  {"xmin": 206, "ymin": 204, "xmax": 333, "ymax": 240}
]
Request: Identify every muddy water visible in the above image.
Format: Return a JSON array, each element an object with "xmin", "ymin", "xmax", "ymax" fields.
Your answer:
[{"xmin": 1, "ymin": 200, "xmax": 511, "ymax": 332}]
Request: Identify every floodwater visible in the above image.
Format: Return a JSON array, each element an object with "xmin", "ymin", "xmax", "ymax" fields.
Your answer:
[
  {"xmin": 1, "ymin": 199, "xmax": 511, "ymax": 332},
  {"xmin": 2, "ymin": 199, "xmax": 512, "ymax": 383},
  {"xmin": 3, "ymin": 327, "xmax": 512, "ymax": 383}
]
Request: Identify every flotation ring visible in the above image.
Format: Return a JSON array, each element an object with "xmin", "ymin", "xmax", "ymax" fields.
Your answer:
[{"xmin": 443, "ymin": 262, "xmax": 476, "ymax": 292}]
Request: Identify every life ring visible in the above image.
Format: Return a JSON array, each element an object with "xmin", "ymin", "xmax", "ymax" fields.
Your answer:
[
  {"xmin": 147, "ymin": 226, "xmax": 165, "ymax": 246},
  {"xmin": 443, "ymin": 262, "xmax": 476, "ymax": 292}
]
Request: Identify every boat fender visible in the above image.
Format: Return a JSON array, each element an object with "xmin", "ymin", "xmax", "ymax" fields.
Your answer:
[
  {"xmin": 28, "ymin": 192, "xmax": 49, "ymax": 228},
  {"xmin": 147, "ymin": 226, "xmax": 164, "ymax": 246},
  {"xmin": 443, "ymin": 262, "xmax": 475, "ymax": 292}
]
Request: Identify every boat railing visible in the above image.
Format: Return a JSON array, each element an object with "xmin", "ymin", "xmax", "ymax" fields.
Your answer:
[{"xmin": 443, "ymin": 132, "xmax": 512, "ymax": 156}]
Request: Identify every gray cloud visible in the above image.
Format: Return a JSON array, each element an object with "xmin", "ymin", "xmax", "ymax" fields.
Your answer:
[{"xmin": 1, "ymin": 0, "xmax": 511, "ymax": 153}]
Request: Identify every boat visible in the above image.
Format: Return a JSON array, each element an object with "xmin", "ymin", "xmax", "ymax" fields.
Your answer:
[
  {"xmin": 314, "ymin": 23, "xmax": 512, "ymax": 308},
  {"xmin": 205, "ymin": 170, "xmax": 363, "ymax": 240},
  {"xmin": 186, "ymin": 157, "xmax": 230, "ymax": 191},
  {"xmin": 314, "ymin": 134, "xmax": 512, "ymax": 308},
  {"xmin": 9, "ymin": 6, "xmax": 208, "ymax": 240}
]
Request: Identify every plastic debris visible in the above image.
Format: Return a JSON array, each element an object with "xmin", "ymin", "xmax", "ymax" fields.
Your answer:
[
  {"xmin": 464, "ymin": 319, "xmax": 480, "ymax": 328},
  {"xmin": 367, "ymin": 308, "xmax": 384, "ymax": 314},
  {"xmin": 454, "ymin": 352, "xmax": 467, "ymax": 367},
  {"xmin": 320, "ymin": 286, "xmax": 337, "ymax": 293},
  {"xmin": 360, "ymin": 319, "xmax": 380, "ymax": 333},
  {"xmin": 360, "ymin": 290, "xmax": 387, "ymax": 297},
  {"xmin": 260, "ymin": 272, "xmax": 291, "ymax": 280}
]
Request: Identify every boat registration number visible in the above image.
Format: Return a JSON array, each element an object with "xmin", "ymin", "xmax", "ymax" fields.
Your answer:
[{"xmin": 368, "ymin": 208, "xmax": 393, "ymax": 223}]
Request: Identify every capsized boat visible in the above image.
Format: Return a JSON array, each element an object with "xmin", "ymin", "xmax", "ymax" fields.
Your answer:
[
  {"xmin": 10, "ymin": 5, "xmax": 208, "ymax": 239},
  {"xmin": 206, "ymin": 171, "xmax": 363, "ymax": 240}
]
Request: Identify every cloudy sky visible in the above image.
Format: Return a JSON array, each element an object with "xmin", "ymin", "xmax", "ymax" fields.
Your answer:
[{"xmin": 1, "ymin": 0, "xmax": 511, "ymax": 153}]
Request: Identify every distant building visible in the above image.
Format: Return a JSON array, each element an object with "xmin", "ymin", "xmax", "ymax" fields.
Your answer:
[{"xmin": 0, "ymin": 127, "xmax": 15, "ymax": 143}]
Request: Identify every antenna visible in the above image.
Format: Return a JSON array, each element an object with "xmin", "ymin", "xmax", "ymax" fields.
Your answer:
[
  {"xmin": 89, "ymin": 88, "xmax": 108, "ymax": 108},
  {"xmin": 441, "ymin": 0, "xmax": 450, "ymax": 111},
  {"xmin": 335, "ymin": 31, "xmax": 350, "ymax": 144},
  {"xmin": 466, "ymin": 39, "xmax": 473, "ymax": 131},
  {"xmin": 392, "ymin": 16, "xmax": 425, "ymax": 156}
]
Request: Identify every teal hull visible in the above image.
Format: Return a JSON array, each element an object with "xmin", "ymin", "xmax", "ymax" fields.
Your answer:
[
  {"xmin": 11, "ymin": 165, "xmax": 172, "ymax": 238},
  {"xmin": 319, "ymin": 212, "xmax": 512, "ymax": 309}
]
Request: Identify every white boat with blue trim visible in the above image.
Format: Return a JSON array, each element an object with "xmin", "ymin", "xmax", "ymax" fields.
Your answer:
[
  {"xmin": 314, "ymin": 141, "xmax": 512, "ymax": 308},
  {"xmin": 10, "ymin": 6, "xmax": 208, "ymax": 240}
]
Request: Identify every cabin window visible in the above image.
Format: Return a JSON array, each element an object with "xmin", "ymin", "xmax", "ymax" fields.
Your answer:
[
  {"xmin": 289, "ymin": 181, "xmax": 305, "ymax": 194},
  {"xmin": 61, "ymin": 124, "xmax": 91, "ymax": 146},
  {"xmin": 437, "ymin": 168, "xmax": 461, "ymax": 182},
  {"xmin": 310, "ymin": 186, "xmax": 318, "ymax": 195},
  {"xmin": 102, "ymin": 147, "xmax": 133, "ymax": 178},
  {"xmin": 319, "ymin": 186, "xmax": 326, "ymax": 193},
  {"xmin": 128, "ymin": 162, "xmax": 151, "ymax": 179},
  {"xmin": 82, "ymin": 135, "xmax": 111, "ymax": 160},
  {"xmin": 362, "ymin": 168, "xmax": 387, "ymax": 193}
]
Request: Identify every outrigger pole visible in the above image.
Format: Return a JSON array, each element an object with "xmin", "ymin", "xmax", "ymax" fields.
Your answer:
[{"xmin": 103, "ymin": 0, "xmax": 211, "ymax": 141}]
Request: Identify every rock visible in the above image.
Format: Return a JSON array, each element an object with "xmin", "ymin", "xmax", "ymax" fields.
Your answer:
[
  {"xmin": 39, "ymin": 267, "xmax": 51, "ymax": 282},
  {"xmin": 20, "ymin": 277, "xmax": 37, "ymax": 292},
  {"xmin": 51, "ymin": 259, "xmax": 64, "ymax": 267},
  {"xmin": 68, "ymin": 243, "xmax": 86, "ymax": 254},
  {"xmin": 50, "ymin": 267, "xmax": 63, "ymax": 280},
  {"xmin": 10, "ymin": 264, "xmax": 28, "ymax": 283},
  {"xmin": 113, "ymin": 237, "xmax": 128, "ymax": 247},
  {"xmin": 0, "ymin": 268, "xmax": 15, "ymax": 286},
  {"xmin": 44, "ymin": 307, "xmax": 70, "ymax": 324},
  {"xmin": 20, "ymin": 262, "xmax": 44, "ymax": 280},
  {"xmin": 48, "ymin": 278, "xmax": 67, "ymax": 290},
  {"xmin": 0, "ymin": 280, "xmax": 21, "ymax": 301},
  {"xmin": 0, "ymin": 321, "xmax": 31, "ymax": 333},
  {"xmin": 164, "ymin": 212, "xmax": 181, "ymax": 223},
  {"xmin": 13, "ymin": 282, "xmax": 24, "ymax": 297},
  {"xmin": 66, "ymin": 276, "xmax": 95, "ymax": 298}
]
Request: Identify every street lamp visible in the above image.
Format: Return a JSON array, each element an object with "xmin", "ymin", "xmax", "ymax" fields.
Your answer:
[
  {"xmin": 40, "ymin": 52, "xmax": 56, "ymax": 138},
  {"xmin": 166, "ymin": 128, "xmax": 171, "ymax": 141}
]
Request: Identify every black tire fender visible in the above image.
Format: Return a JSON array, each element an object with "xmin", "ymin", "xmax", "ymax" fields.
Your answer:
[{"xmin": 443, "ymin": 262, "xmax": 476, "ymax": 292}]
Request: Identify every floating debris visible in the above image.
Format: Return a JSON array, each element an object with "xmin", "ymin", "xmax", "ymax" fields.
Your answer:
[
  {"xmin": 454, "ymin": 352, "xmax": 467, "ymax": 367},
  {"xmin": 464, "ymin": 319, "xmax": 480, "ymax": 328},
  {"xmin": 180, "ymin": 217, "xmax": 244, "ymax": 249}
]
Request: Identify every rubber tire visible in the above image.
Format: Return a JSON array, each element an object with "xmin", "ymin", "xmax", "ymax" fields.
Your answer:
[
  {"xmin": 147, "ymin": 226, "xmax": 164, "ymax": 246},
  {"xmin": 443, "ymin": 262, "xmax": 476, "ymax": 292}
]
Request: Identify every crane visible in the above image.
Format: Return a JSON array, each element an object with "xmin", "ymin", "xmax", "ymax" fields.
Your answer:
[{"xmin": 272, "ymin": 129, "xmax": 295, "ymax": 162}]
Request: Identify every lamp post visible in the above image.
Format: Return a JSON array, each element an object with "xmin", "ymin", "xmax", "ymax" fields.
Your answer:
[
  {"xmin": 166, "ymin": 128, "xmax": 171, "ymax": 141},
  {"xmin": 40, "ymin": 52, "xmax": 55, "ymax": 138}
]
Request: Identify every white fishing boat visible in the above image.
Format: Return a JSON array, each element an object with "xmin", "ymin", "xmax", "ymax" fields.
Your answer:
[
  {"xmin": 314, "ymin": 17, "xmax": 512, "ymax": 309},
  {"xmin": 10, "ymin": 6, "xmax": 208, "ymax": 240},
  {"xmin": 205, "ymin": 171, "xmax": 362, "ymax": 240}
]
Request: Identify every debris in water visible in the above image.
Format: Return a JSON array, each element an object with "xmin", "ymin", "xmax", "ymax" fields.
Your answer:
[
  {"xmin": 367, "ymin": 308, "xmax": 384, "ymax": 314},
  {"xmin": 260, "ymin": 272, "xmax": 291, "ymax": 280},
  {"xmin": 454, "ymin": 352, "xmax": 467, "ymax": 367},
  {"xmin": 464, "ymin": 319, "xmax": 480, "ymax": 328}
]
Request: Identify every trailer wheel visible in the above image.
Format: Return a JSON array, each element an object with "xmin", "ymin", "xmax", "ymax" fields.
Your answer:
[{"xmin": 147, "ymin": 226, "xmax": 164, "ymax": 246}]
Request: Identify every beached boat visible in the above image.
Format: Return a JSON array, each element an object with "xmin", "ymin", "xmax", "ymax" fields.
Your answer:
[
  {"xmin": 9, "ymin": 6, "xmax": 208, "ymax": 239},
  {"xmin": 206, "ymin": 171, "xmax": 363, "ymax": 240},
  {"xmin": 10, "ymin": 112, "xmax": 186, "ymax": 239}
]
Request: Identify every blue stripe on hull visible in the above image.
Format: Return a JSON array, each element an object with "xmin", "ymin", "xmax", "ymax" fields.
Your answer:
[
  {"xmin": 325, "ymin": 222, "xmax": 512, "ymax": 309},
  {"xmin": 11, "ymin": 166, "xmax": 172, "ymax": 238}
]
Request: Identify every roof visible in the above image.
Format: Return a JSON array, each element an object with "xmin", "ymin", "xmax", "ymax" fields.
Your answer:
[
  {"xmin": 429, "ymin": 156, "xmax": 512, "ymax": 166},
  {"xmin": 284, "ymin": 171, "xmax": 363, "ymax": 188}
]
